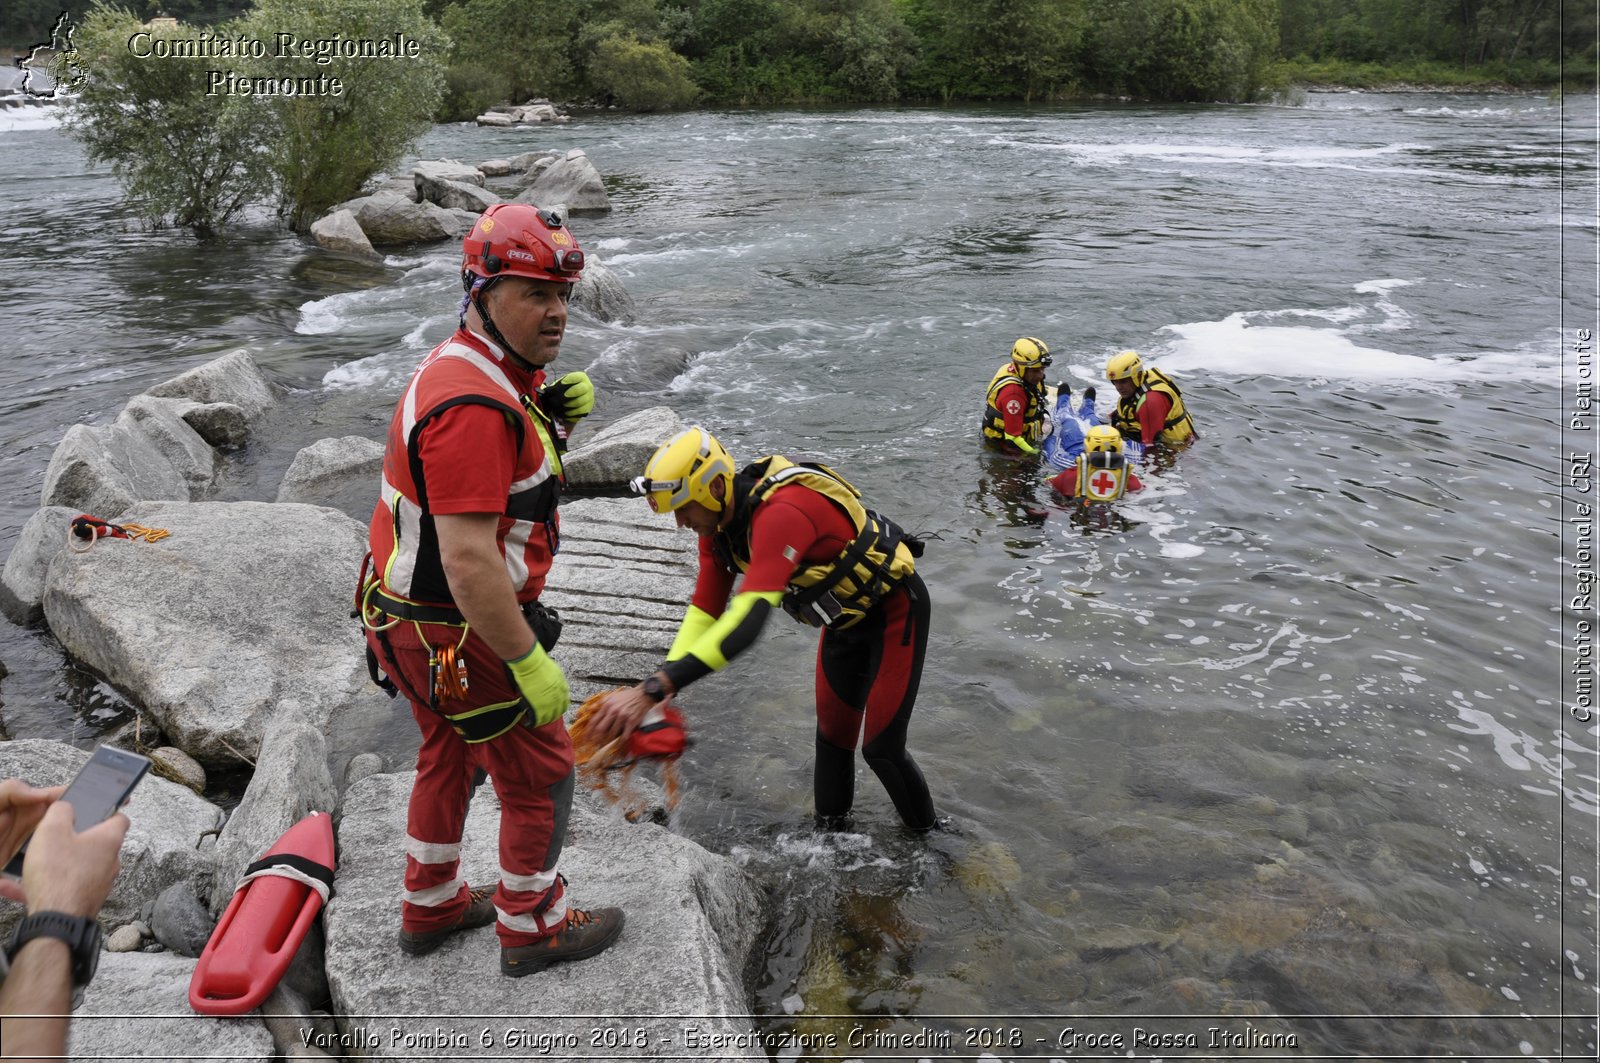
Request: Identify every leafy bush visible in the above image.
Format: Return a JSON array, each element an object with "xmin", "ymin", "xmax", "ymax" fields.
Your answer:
[
  {"xmin": 589, "ymin": 35, "xmax": 700, "ymax": 110},
  {"xmin": 239, "ymin": 0, "xmax": 449, "ymax": 230},
  {"xmin": 63, "ymin": 6, "xmax": 274, "ymax": 238}
]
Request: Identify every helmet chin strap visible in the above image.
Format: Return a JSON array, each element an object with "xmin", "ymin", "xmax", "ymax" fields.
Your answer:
[{"xmin": 470, "ymin": 283, "xmax": 536, "ymax": 370}]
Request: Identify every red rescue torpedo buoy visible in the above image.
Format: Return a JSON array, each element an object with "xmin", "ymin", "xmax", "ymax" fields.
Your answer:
[{"xmin": 189, "ymin": 811, "xmax": 336, "ymax": 1016}]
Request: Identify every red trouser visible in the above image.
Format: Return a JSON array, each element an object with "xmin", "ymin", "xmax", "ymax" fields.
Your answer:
[
  {"xmin": 370, "ymin": 620, "xmax": 575, "ymax": 948},
  {"xmin": 813, "ymin": 573, "xmax": 936, "ymax": 829}
]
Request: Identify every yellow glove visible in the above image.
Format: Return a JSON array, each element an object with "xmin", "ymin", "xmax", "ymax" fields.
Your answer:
[
  {"xmin": 505, "ymin": 644, "xmax": 570, "ymax": 726},
  {"xmin": 1005, "ymin": 432, "xmax": 1039, "ymax": 455},
  {"xmin": 540, "ymin": 371, "xmax": 594, "ymax": 422}
]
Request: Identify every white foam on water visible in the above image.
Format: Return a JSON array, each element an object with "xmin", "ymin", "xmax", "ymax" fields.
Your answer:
[
  {"xmin": 0, "ymin": 105, "xmax": 65, "ymax": 132},
  {"xmin": 1152, "ymin": 280, "xmax": 1560, "ymax": 385}
]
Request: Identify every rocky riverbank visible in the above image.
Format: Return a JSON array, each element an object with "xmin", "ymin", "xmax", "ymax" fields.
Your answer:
[{"xmin": 0, "ymin": 351, "xmax": 766, "ymax": 1061}]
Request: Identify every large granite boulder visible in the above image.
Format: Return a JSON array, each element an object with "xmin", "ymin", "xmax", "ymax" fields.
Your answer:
[
  {"xmin": 0, "ymin": 504, "xmax": 78, "ymax": 625},
  {"xmin": 40, "ymin": 419, "xmax": 191, "ymax": 517},
  {"xmin": 562, "ymin": 407, "xmax": 684, "ymax": 489},
  {"xmin": 0, "ymin": 740, "xmax": 223, "ymax": 941},
  {"xmin": 38, "ymin": 350, "xmax": 275, "ymax": 515},
  {"xmin": 72, "ymin": 949, "xmax": 274, "ymax": 1061},
  {"xmin": 326, "ymin": 772, "xmax": 762, "ymax": 1058},
  {"xmin": 120, "ymin": 395, "xmax": 218, "ymax": 491},
  {"xmin": 414, "ymin": 161, "xmax": 498, "ymax": 213},
  {"xmin": 207, "ymin": 704, "xmax": 337, "ymax": 916},
  {"xmin": 516, "ymin": 149, "xmax": 609, "ymax": 213},
  {"xmin": 40, "ymin": 500, "xmax": 388, "ymax": 769},
  {"xmin": 412, "ymin": 160, "xmax": 485, "ymax": 189},
  {"xmin": 143, "ymin": 349, "xmax": 277, "ymax": 423},
  {"xmin": 275, "ymin": 436, "xmax": 384, "ymax": 507},
  {"xmin": 424, "ymin": 179, "xmax": 498, "ymax": 213},
  {"xmin": 309, "ymin": 209, "xmax": 381, "ymax": 261},
  {"xmin": 543, "ymin": 497, "xmax": 697, "ymax": 704},
  {"xmin": 336, "ymin": 193, "xmax": 466, "ymax": 246},
  {"xmin": 572, "ymin": 254, "xmax": 636, "ymax": 324}
]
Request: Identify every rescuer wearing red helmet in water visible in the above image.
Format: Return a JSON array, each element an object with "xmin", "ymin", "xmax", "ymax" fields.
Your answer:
[{"xmin": 359, "ymin": 203, "xmax": 623, "ymax": 977}]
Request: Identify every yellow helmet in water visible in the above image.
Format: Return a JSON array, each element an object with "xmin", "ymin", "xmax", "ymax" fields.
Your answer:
[
  {"xmin": 1011, "ymin": 337, "xmax": 1051, "ymax": 370},
  {"xmin": 1105, "ymin": 350, "xmax": 1143, "ymax": 383},
  {"xmin": 631, "ymin": 427, "xmax": 735, "ymax": 513},
  {"xmin": 1083, "ymin": 425, "xmax": 1124, "ymax": 454}
]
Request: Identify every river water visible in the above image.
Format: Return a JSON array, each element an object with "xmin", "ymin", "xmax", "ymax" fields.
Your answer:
[{"xmin": 1, "ymin": 95, "xmax": 1596, "ymax": 1058}]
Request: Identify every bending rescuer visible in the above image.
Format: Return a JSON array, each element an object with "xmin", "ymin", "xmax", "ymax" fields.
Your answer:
[{"xmin": 587, "ymin": 428, "xmax": 938, "ymax": 831}]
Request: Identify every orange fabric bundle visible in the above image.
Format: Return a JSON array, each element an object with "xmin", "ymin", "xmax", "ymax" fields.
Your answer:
[{"xmin": 568, "ymin": 688, "xmax": 684, "ymax": 818}]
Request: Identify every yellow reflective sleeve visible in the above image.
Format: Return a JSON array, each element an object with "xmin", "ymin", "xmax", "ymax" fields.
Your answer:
[
  {"xmin": 1005, "ymin": 432, "xmax": 1039, "ymax": 454},
  {"xmin": 666, "ymin": 604, "xmax": 717, "ymax": 662},
  {"xmin": 686, "ymin": 590, "xmax": 783, "ymax": 671}
]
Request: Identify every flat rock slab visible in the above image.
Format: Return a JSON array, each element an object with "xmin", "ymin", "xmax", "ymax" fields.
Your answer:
[
  {"xmin": 326, "ymin": 772, "xmax": 762, "ymax": 1058},
  {"xmin": 71, "ymin": 949, "xmax": 274, "ymax": 1062},
  {"xmin": 41, "ymin": 499, "xmax": 383, "ymax": 769},
  {"xmin": 545, "ymin": 497, "xmax": 696, "ymax": 702}
]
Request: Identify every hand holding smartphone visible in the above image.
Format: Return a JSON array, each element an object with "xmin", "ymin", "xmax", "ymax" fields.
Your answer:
[{"xmin": 1, "ymin": 746, "xmax": 151, "ymax": 881}]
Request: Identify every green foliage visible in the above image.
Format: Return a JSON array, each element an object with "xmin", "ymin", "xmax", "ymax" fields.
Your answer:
[
  {"xmin": 439, "ymin": 0, "xmax": 578, "ymax": 116},
  {"xmin": 62, "ymin": 6, "xmax": 273, "ymax": 238},
  {"xmin": 239, "ymin": 0, "xmax": 449, "ymax": 230},
  {"xmin": 901, "ymin": 0, "xmax": 1081, "ymax": 101},
  {"xmin": 589, "ymin": 35, "xmax": 700, "ymax": 108},
  {"xmin": 415, "ymin": 0, "xmax": 1588, "ymax": 108}
]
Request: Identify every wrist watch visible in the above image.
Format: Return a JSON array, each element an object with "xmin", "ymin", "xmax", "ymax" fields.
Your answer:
[
  {"xmin": 641, "ymin": 674, "xmax": 668, "ymax": 703},
  {"xmin": 5, "ymin": 911, "xmax": 102, "ymax": 988}
]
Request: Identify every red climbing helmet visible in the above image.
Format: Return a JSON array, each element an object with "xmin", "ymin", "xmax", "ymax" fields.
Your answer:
[{"xmin": 461, "ymin": 203, "xmax": 585, "ymax": 286}]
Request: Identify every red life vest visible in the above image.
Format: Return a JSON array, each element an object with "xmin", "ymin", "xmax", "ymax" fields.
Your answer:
[{"xmin": 370, "ymin": 328, "xmax": 562, "ymax": 606}]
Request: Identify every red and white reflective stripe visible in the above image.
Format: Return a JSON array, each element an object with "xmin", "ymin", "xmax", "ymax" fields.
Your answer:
[
  {"xmin": 405, "ymin": 877, "xmax": 467, "ymax": 908},
  {"xmin": 404, "ymin": 835, "xmax": 462, "ymax": 863},
  {"xmin": 495, "ymin": 896, "xmax": 567, "ymax": 935}
]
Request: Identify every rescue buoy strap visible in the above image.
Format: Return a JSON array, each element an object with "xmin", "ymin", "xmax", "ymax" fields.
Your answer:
[{"xmin": 240, "ymin": 853, "xmax": 335, "ymax": 901}]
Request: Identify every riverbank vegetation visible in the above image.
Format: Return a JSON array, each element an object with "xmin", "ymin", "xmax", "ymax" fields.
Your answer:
[{"xmin": 6, "ymin": 0, "xmax": 1593, "ymax": 110}]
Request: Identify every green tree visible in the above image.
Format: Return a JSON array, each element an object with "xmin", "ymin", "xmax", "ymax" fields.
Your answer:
[
  {"xmin": 440, "ymin": 0, "xmax": 579, "ymax": 114},
  {"xmin": 588, "ymin": 35, "xmax": 700, "ymax": 108},
  {"xmin": 902, "ymin": 0, "xmax": 1081, "ymax": 101},
  {"xmin": 238, "ymin": 0, "xmax": 449, "ymax": 230},
  {"xmin": 1083, "ymin": 0, "xmax": 1278, "ymax": 101},
  {"xmin": 62, "ymin": 5, "xmax": 273, "ymax": 238}
]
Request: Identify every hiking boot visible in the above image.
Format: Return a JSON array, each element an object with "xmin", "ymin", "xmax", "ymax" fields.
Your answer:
[
  {"xmin": 500, "ymin": 906, "xmax": 625, "ymax": 977},
  {"xmin": 398, "ymin": 883, "xmax": 497, "ymax": 956}
]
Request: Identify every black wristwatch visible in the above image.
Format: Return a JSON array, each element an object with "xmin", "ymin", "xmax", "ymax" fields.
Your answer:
[
  {"xmin": 641, "ymin": 674, "xmax": 669, "ymax": 703},
  {"xmin": 5, "ymin": 911, "xmax": 101, "ymax": 988}
]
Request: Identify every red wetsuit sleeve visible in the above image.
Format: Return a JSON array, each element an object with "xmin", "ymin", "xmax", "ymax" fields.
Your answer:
[
  {"xmin": 1049, "ymin": 467, "xmax": 1078, "ymax": 496},
  {"xmin": 1128, "ymin": 472, "xmax": 1144, "ymax": 491},
  {"xmin": 996, "ymin": 380, "xmax": 1028, "ymax": 438},
  {"xmin": 415, "ymin": 404, "xmax": 519, "ymax": 514},
  {"xmin": 690, "ymin": 535, "xmax": 737, "ymax": 617},
  {"xmin": 740, "ymin": 485, "xmax": 855, "ymax": 593},
  {"xmin": 1139, "ymin": 390, "xmax": 1171, "ymax": 446}
]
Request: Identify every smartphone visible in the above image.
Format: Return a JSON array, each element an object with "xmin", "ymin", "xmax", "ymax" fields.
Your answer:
[{"xmin": 1, "ymin": 745, "xmax": 151, "ymax": 879}]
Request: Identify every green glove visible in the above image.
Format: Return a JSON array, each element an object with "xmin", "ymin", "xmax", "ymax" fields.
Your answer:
[
  {"xmin": 540, "ymin": 371, "xmax": 594, "ymax": 422},
  {"xmin": 1005, "ymin": 432, "xmax": 1039, "ymax": 455},
  {"xmin": 505, "ymin": 644, "xmax": 570, "ymax": 727}
]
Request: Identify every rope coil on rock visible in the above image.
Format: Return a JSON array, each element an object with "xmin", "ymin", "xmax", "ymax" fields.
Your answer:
[{"xmin": 68, "ymin": 514, "xmax": 171, "ymax": 553}]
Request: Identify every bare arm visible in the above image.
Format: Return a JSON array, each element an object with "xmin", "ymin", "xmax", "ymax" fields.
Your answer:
[
  {"xmin": 434, "ymin": 512, "xmax": 537, "ymax": 661},
  {"xmin": 0, "ymin": 802, "xmax": 127, "ymax": 1062}
]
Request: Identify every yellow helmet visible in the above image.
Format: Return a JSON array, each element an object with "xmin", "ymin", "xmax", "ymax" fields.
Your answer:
[
  {"xmin": 631, "ymin": 427, "xmax": 735, "ymax": 514},
  {"xmin": 1105, "ymin": 350, "xmax": 1143, "ymax": 382},
  {"xmin": 1011, "ymin": 337, "xmax": 1051, "ymax": 370},
  {"xmin": 1083, "ymin": 425, "xmax": 1124, "ymax": 454}
]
